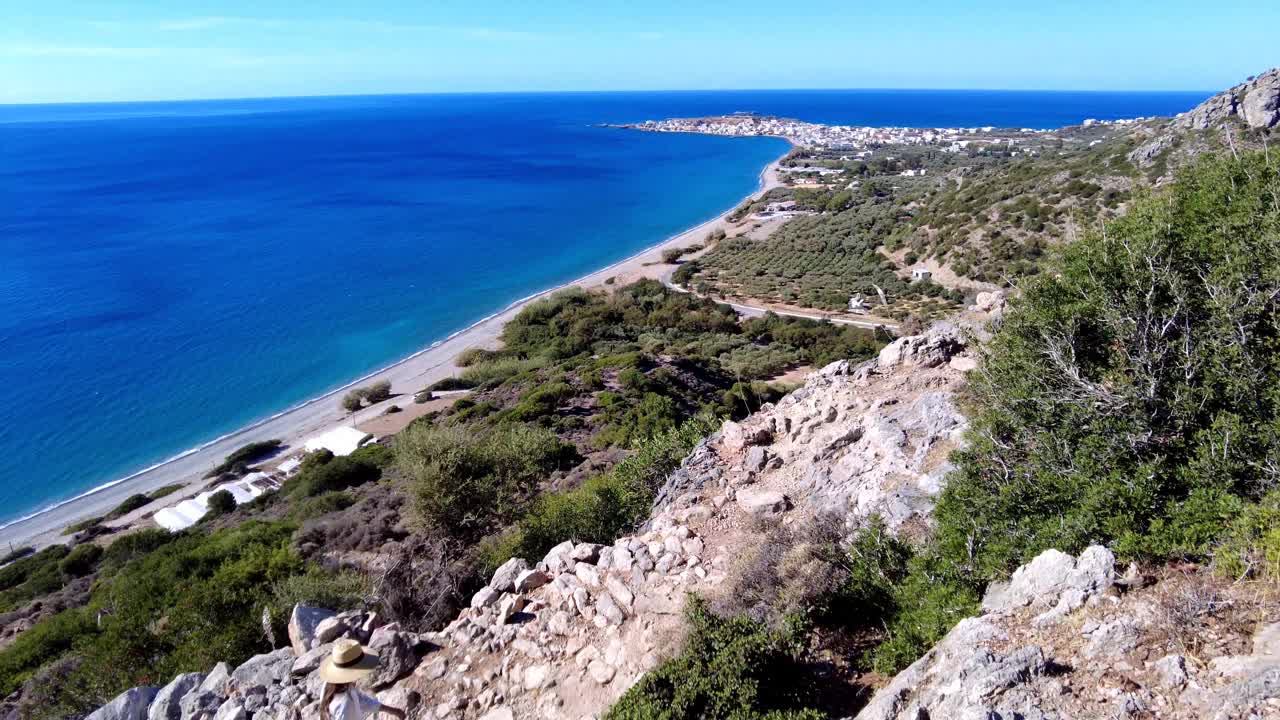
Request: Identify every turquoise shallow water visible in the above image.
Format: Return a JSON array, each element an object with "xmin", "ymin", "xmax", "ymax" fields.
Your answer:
[{"xmin": 0, "ymin": 89, "xmax": 1208, "ymax": 526}]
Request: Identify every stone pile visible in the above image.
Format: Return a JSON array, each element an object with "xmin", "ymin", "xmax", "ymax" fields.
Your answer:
[{"xmin": 413, "ymin": 511, "xmax": 730, "ymax": 719}]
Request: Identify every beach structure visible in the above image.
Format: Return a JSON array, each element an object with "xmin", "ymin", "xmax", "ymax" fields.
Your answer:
[
  {"xmin": 304, "ymin": 426, "xmax": 374, "ymax": 457},
  {"xmin": 153, "ymin": 473, "xmax": 279, "ymax": 532},
  {"xmin": 276, "ymin": 457, "xmax": 303, "ymax": 475}
]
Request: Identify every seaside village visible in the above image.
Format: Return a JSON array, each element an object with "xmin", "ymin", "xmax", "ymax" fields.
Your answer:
[{"xmin": 624, "ymin": 113, "xmax": 1149, "ymax": 151}]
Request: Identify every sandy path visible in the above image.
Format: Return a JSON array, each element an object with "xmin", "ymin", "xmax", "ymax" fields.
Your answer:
[{"xmin": 0, "ymin": 153, "xmax": 789, "ymax": 550}]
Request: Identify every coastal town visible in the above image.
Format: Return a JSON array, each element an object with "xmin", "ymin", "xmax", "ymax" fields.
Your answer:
[
  {"xmin": 615, "ymin": 113, "xmax": 1151, "ymax": 153},
  {"xmin": 616, "ymin": 114, "xmax": 1049, "ymax": 151}
]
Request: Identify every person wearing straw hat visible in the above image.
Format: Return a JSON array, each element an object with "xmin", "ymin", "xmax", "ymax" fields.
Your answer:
[{"xmin": 318, "ymin": 639, "xmax": 407, "ymax": 720}]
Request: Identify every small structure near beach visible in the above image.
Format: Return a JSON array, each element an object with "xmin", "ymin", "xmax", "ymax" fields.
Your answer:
[
  {"xmin": 154, "ymin": 473, "xmax": 279, "ymax": 531},
  {"xmin": 303, "ymin": 426, "xmax": 374, "ymax": 457}
]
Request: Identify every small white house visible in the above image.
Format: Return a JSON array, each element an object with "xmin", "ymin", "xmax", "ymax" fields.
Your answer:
[
  {"xmin": 847, "ymin": 295, "xmax": 868, "ymax": 314},
  {"xmin": 911, "ymin": 268, "xmax": 933, "ymax": 283}
]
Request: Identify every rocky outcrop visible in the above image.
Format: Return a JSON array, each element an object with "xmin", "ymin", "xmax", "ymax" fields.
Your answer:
[
  {"xmin": 1131, "ymin": 67, "xmax": 1279, "ymax": 169},
  {"xmin": 1178, "ymin": 68, "xmax": 1280, "ymax": 131},
  {"xmin": 855, "ymin": 547, "xmax": 1280, "ymax": 720},
  {"xmin": 84, "ymin": 323, "xmax": 978, "ymax": 720}
]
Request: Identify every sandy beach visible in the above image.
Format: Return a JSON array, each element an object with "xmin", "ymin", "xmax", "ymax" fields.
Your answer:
[{"xmin": 0, "ymin": 152, "xmax": 788, "ymax": 551}]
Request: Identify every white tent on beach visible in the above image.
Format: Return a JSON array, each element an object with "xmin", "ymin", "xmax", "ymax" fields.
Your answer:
[
  {"xmin": 304, "ymin": 426, "xmax": 373, "ymax": 457},
  {"xmin": 153, "ymin": 473, "xmax": 277, "ymax": 532}
]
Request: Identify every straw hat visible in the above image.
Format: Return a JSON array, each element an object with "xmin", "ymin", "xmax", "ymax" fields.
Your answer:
[{"xmin": 318, "ymin": 638, "xmax": 381, "ymax": 683}]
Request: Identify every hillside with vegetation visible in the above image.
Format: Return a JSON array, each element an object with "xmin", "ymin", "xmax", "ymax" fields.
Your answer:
[
  {"xmin": 681, "ymin": 69, "xmax": 1279, "ymax": 320},
  {"xmin": 4, "ymin": 71, "xmax": 1279, "ymax": 720}
]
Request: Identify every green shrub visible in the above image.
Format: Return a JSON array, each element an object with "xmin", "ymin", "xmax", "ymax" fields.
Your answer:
[
  {"xmin": 206, "ymin": 439, "xmax": 282, "ymax": 478},
  {"xmin": 1212, "ymin": 489, "xmax": 1280, "ymax": 581},
  {"xmin": 287, "ymin": 452, "xmax": 382, "ymax": 498},
  {"xmin": 0, "ymin": 608, "xmax": 96, "ymax": 695},
  {"xmin": 58, "ymin": 544, "xmax": 103, "ymax": 578},
  {"xmin": 291, "ymin": 491, "xmax": 356, "ymax": 522},
  {"xmin": 202, "ymin": 489, "xmax": 237, "ymax": 521},
  {"xmin": 606, "ymin": 597, "xmax": 821, "ymax": 720},
  {"xmin": 105, "ymin": 493, "xmax": 152, "ymax": 520},
  {"xmin": 271, "ymin": 566, "xmax": 370, "ymax": 611},
  {"xmin": 397, "ymin": 423, "xmax": 577, "ymax": 540},
  {"xmin": 147, "ymin": 484, "xmax": 184, "ymax": 500},
  {"xmin": 936, "ymin": 152, "xmax": 1280, "ymax": 582},
  {"xmin": 488, "ymin": 415, "xmax": 717, "ymax": 572},
  {"xmin": 349, "ymin": 442, "xmax": 394, "ymax": 468}
]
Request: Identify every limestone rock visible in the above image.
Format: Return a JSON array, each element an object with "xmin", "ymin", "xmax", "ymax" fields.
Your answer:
[
  {"xmin": 877, "ymin": 323, "xmax": 964, "ymax": 370},
  {"xmin": 211, "ymin": 701, "xmax": 246, "ymax": 720},
  {"xmin": 230, "ymin": 648, "xmax": 293, "ymax": 690},
  {"xmin": 287, "ymin": 605, "xmax": 336, "ymax": 655},
  {"xmin": 147, "ymin": 672, "xmax": 204, "ymax": 720},
  {"xmin": 313, "ymin": 615, "xmax": 349, "ymax": 645},
  {"xmin": 735, "ymin": 489, "xmax": 791, "ymax": 519},
  {"xmin": 490, "ymin": 557, "xmax": 530, "ymax": 593},
  {"xmin": 471, "ymin": 586, "xmax": 501, "ymax": 609},
  {"xmin": 982, "ymin": 545, "xmax": 1115, "ymax": 614},
  {"xmin": 514, "ymin": 569, "xmax": 550, "ymax": 592},
  {"xmin": 198, "ymin": 663, "xmax": 231, "ymax": 696},
  {"xmin": 364, "ymin": 625, "xmax": 419, "ymax": 688},
  {"xmin": 178, "ymin": 690, "xmax": 224, "ymax": 720},
  {"xmin": 87, "ymin": 687, "xmax": 159, "ymax": 720},
  {"xmin": 1253, "ymin": 622, "xmax": 1280, "ymax": 656},
  {"xmin": 291, "ymin": 644, "xmax": 329, "ymax": 675}
]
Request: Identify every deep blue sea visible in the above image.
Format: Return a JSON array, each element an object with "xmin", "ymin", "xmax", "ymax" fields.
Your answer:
[{"xmin": 0, "ymin": 89, "xmax": 1209, "ymax": 527}]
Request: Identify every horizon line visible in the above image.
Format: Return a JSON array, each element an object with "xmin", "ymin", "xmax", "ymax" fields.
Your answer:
[{"xmin": 1, "ymin": 84, "xmax": 1216, "ymax": 109}]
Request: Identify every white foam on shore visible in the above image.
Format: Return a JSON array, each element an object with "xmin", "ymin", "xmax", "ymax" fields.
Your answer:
[{"xmin": 0, "ymin": 146, "xmax": 789, "ymax": 535}]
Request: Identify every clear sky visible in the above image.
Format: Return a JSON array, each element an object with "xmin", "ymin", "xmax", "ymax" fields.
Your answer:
[{"xmin": 4, "ymin": 0, "xmax": 1277, "ymax": 103}]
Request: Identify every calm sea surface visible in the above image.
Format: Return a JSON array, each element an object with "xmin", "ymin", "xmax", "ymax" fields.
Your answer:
[{"xmin": 0, "ymin": 89, "xmax": 1209, "ymax": 526}]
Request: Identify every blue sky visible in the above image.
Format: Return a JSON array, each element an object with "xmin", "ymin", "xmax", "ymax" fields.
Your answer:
[{"xmin": 3, "ymin": 1, "xmax": 1277, "ymax": 103}]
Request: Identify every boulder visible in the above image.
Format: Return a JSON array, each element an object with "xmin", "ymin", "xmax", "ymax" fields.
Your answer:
[
  {"xmin": 147, "ymin": 672, "xmax": 204, "ymax": 720},
  {"xmin": 198, "ymin": 663, "xmax": 231, "ymax": 695},
  {"xmin": 211, "ymin": 701, "xmax": 246, "ymax": 720},
  {"xmin": 514, "ymin": 569, "xmax": 550, "ymax": 592},
  {"xmin": 178, "ymin": 691, "xmax": 224, "ymax": 720},
  {"xmin": 287, "ymin": 605, "xmax": 336, "ymax": 655},
  {"xmin": 292, "ymin": 644, "xmax": 330, "ymax": 675},
  {"xmin": 87, "ymin": 687, "xmax": 159, "ymax": 720},
  {"xmin": 313, "ymin": 615, "xmax": 349, "ymax": 645},
  {"xmin": 542, "ymin": 540, "xmax": 577, "ymax": 574},
  {"xmin": 230, "ymin": 648, "xmax": 294, "ymax": 690},
  {"xmin": 982, "ymin": 545, "xmax": 1115, "ymax": 614},
  {"xmin": 877, "ymin": 323, "xmax": 964, "ymax": 370},
  {"xmin": 720, "ymin": 421, "xmax": 773, "ymax": 453},
  {"xmin": 489, "ymin": 558, "xmax": 530, "ymax": 593},
  {"xmin": 973, "ymin": 290, "xmax": 1006, "ymax": 314},
  {"xmin": 364, "ymin": 625, "xmax": 420, "ymax": 688},
  {"xmin": 569, "ymin": 543, "xmax": 605, "ymax": 563},
  {"xmin": 1241, "ymin": 70, "xmax": 1280, "ymax": 129},
  {"xmin": 735, "ymin": 490, "xmax": 791, "ymax": 519},
  {"xmin": 498, "ymin": 594, "xmax": 526, "ymax": 624},
  {"xmin": 471, "ymin": 586, "xmax": 501, "ymax": 609}
]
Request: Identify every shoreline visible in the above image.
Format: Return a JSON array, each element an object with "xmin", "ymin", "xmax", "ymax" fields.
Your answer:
[{"xmin": 0, "ymin": 148, "xmax": 790, "ymax": 550}]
